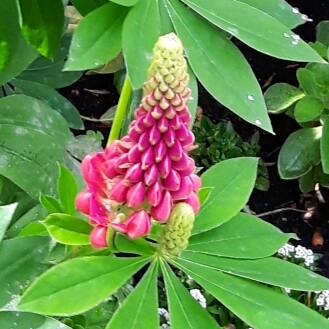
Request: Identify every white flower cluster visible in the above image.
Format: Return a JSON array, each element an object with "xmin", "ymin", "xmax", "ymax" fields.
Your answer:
[
  {"xmin": 316, "ymin": 290, "xmax": 329, "ymax": 310},
  {"xmin": 158, "ymin": 308, "xmax": 170, "ymax": 329},
  {"xmin": 277, "ymin": 243, "xmax": 314, "ymax": 267},
  {"xmin": 190, "ymin": 289, "xmax": 207, "ymax": 308}
]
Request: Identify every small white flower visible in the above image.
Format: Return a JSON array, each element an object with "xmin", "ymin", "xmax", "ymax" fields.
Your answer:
[{"xmin": 190, "ymin": 289, "xmax": 207, "ymax": 308}]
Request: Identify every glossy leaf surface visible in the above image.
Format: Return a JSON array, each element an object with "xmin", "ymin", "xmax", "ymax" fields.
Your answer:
[
  {"xmin": 0, "ymin": 95, "xmax": 71, "ymax": 198},
  {"xmin": 0, "ymin": 236, "xmax": 49, "ymax": 308},
  {"xmin": 321, "ymin": 115, "xmax": 329, "ymax": 174},
  {"xmin": 183, "ymin": 0, "xmax": 324, "ymax": 63},
  {"xmin": 65, "ymin": 3, "xmax": 129, "ymax": 70},
  {"xmin": 294, "ymin": 95, "xmax": 324, "ymax": 122},
  {"xmin": 181, "ymin": 252, "xmax": 329, "ymax": 291},
  {"xmin": 106, "ymin": 262, "xmax": 158, "ymax": 329},
  {"xmin": 19, "ymin": 256, "xmax": 150, "ymax": 315},
  {"xmin": 279, "ymin": 127, "xmax": 322, "ymax": 179},
  {"xmin": 166, "ymin": 0, "xmax": 272, "ymax": 132},
  {"xmin": 193, "ymin": 158, "xmax": 258, "ymax": 234},
  {"xmin": 42, "ymin": 213, "xmax": 92, "ymax": 245},
  {"xmin": 17, "ymin": 0, "xmax": 64, "ymax": 58},
  {"xmin": 12, "ymin": 79, "xmax": 83, "ymax": 129},
  {"xmin": 0, "ymin": 0, "xmax": 37, "ymax": 85},
  {"xmin": 189, "ymin": 212, "xmax": 292, "ymax": 258}
]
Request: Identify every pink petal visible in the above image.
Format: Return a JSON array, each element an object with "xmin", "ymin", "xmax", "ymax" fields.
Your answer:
[
  {"xmin": 90, "ymin": 226, "xmax": 108, "ymax": 249},
  {"xmin": 89, "ymin": 196, "xmax": 107, "ymax": 225},
  {"xmin": 149, "ymin": 125, "xmax": 161, "ymax": 145},
  {"xmin": 143, "ymin": 111, "xmax": 156, "ymax": 127},
  {"xmin": 164, "ymin": 106, "xmax": 176, "ymax": 119},
  {"xmin": 104, "ymin": 141, "xmax": 121, "ymax": 158},
  {"xmin": 168, "ymin": 140, "xmax": 183, "ymax": 161},
  {"xmin": 141, "ymin": 147, "xmax": 154, "ymax": 170},
  {"xmin": 125, "ymin": 210, "xmax": 151, "ymax": 239},
  {"xmin": 138, "ymin": 131, "xmax": 150, "ymax": 152},
  {"xmin": 163, "ymin": 128, "xmax": 175, "ymax": 147},
  {"xmin": 190, "ymin": 174, "xmax": 201, "ymax": 191},
  {"xmin": 154, "ymin": 140, "xmax": 167, "ymax": 163},
  {"xmin": 158, "ymin": 116, "xmax": 169, "ymax": 133},
  {"xmin": 81, "ymin": 155, "xmax": 93, "ymax": 181},
  {"xmin": 75, "ymin": 190, "xmax": 91, "ymax": 214},
  {"xmin": 151, "ymin": 105, "xmax": 163, "ymax": 119},
  {"xmin": 176, "ymin": 158, "xmax": 195, "ymax": 176},
  {"xmin": 128, "ymin": 126, "xmax": 141, "ymax": 143},
  {"xmin": 183, "ymin": 192, "xmax": 200, "ymax": 213},
  {"xmin": 109, "ymin": 180, "xmax": 129, "ymax": 203},
  {"xmin": 127, "ymin": 182, "xmax": 145, "ymax": 208},
  {"xmin": 170, "ymin": 176, "xmax": 193, "ymax": 200},
  {"xmin": 168, "ymin": 114, "xmax": 181, "ymax": 130},
  {"xmin": 144, "ymin": 164, "xmax": 159, "ymax": 186},
  {"xmin": 128, "ymin": 144, "xmax": 142, "ymax": 163},
  {"xmin": 135, "ymin": 116, "xmax": 147, "ymax": 133},
  {"xmin": 103, "ymin": 158, "xmax": 120, "ymax": 179},
  {"xmin": 158, "ymin": 156, "xmax": 171, "ymax": 178},
  {"xmin": 125, "ymin": 163, "xmax": 143, "ymax": 182},
  {"xmin": 135, "ymin": 106, "xmax": 148, "ymax": 118},
  {"xmin": 146, "ymin": 181, "xmax": 163, "ymax": 207},
  {"xmin": 162, "ymin": 169, "xmax": 181, "ymax": 191},
  {"xmin": 171, "ymin": 152, "xmax": 188, "ymax": 171},
  {"xmin": 150, "ymin": 190, "xmax": 173, "ymax": 222}
]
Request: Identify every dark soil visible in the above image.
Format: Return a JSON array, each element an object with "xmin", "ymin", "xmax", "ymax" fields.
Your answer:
[{"xmin": 60, "ymin": 0, "xmax": 329, "ymax": 276}]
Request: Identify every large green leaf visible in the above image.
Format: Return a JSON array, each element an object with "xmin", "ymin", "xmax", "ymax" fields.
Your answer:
[
  {"xmin": 42, "ymin": 213, "xmax": 92, "ymax": 245},
  {"xmin": 114, "ymin": 233, "xmax": 156, "ymax": 255},
  {"xmin": 161, "ymin": 262, "xmax": 220, "ymax": 329},
  {"xmin": 122, "ymin": 0, "xmax": 161, "ymax": 89},
  {"xmin": 0, "ymin": 0, "xmax": 37, "ymax": 85},
  {"xmin": 16, "ymin": 0, "xmax": 64, "ymax": 58},
  {"xmin": 235, "ymin": 0, "xmax": 305, "ymax": 29},
  {"xmin": 321, "ymin": 115, "xmax": 329, "ymax": 174},
  {"xmin": 0, "ymin": 236, "xmax": 50, "ymax": 308},
  {"xmin": 18, "ymin": 256, "xmax": 150, "ymax": 315},
  {"xmin": 166, "ymin": 0, "xmax": 272, "ymax": 133},
  {"xmin": 188, "ymin": 65, "xmax": 198, "ymax": 126},
  {"xmin": 0, "ymin": 312, "xmax": 70, "ymax": 329},
  {"xmin": 111, "ymin": 0, "xmax": 141, "ymax": 6},
  {"xmin": 57, "ymin": 164, "xmax": 78, "ymax": 215},
  {"xmin": 182, "ymin": 0, "xmax": 324, "ymax": 63},
  {"xmin": 17, "ymin": 34, "xmax": 83, "ymax": 89},
  {"xmin": 181, "ymin": 252, "xmax": 329, "ymax": 291},
  {"xmin": 174, "ymin": 258, "xmax": 329, "ymax": 329},
  {"xmin": 0, "ymin": 203, "xmax": 17, "ymax": 243},
  {"xmin": 12, "ymin": 79, "xmax": 83, "ymax": 129},
  {"xmin": 65, "ymin": 3, "xmax": 129, "ymax": 70},
  {"xmin": 0, "ymin": 95, "xmax": 71, "ymax": 198},
  {"xmin": 294, "ymin": 95, "xmax": 324, "ymax": 123},
  {"xmin": 278, "ymin": 127, "xmax": 322, "ymax": 179},
  {"xmin": 192, "ymin": 157, "xmax": 258, "ymax": 234},
  {"xmin": 189, "ymin": 212, "xmax": 292, "ymax": 258},
  {"xmin": 106, "ymin": 262, "xmax": 158, "ymax": 329}
]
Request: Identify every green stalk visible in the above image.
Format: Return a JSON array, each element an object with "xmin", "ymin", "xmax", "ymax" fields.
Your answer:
[{"xmin": 107, "ymin": 76, "xmax": 132, "ymax": 145}]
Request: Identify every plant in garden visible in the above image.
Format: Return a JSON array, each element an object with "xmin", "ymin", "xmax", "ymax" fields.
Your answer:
[
  {"xmin": 66, "ymin": 0, "xmax": 326, "ymax": 134},
  {"xmin": 191, "ymin": 116, "xmax": 269, "ymax": 190},
  {"xmin": 265, "ymin": 20, "xmax": 329, "ymax": 192},
  {"xmin": 1, "ymin": 32, "xmax": 329, "ymax": 329}
]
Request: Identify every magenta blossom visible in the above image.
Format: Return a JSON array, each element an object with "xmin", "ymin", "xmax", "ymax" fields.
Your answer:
[{"xmin": 76, "ymin": 33, "xmax": 201, "ymax": 248}]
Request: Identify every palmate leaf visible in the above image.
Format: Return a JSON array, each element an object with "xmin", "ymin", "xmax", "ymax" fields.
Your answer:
[
  {"xmin": 161, "ymin": 262, "xmax": 221, "ymax": 329},
  {"xmin": 165, "ymin": 0, "xmax": 272, "ymax": 132},
  {"xmin": 18, "ymin": 256, "xmax": 151, "ymax": 315},
  {"xmin": 106, "ymin": 261, "xmax": 158, "ymax": 329},
  {"xmin": 188, "ymin": 212, "xmax": 292, "ymax": 258},
  {"xmin": 192, "ymin": 158, "xmax": 258, "ymax": 235},
  {"xmin": 181, "ymin": 252, "xmax": 329, "ymax": 291},
  {"xmin": 174, "ymin": 257, "xmax": 329, "ymax": 329},
  {"xmin": 182, "ymin": 0, "xmax": 324, "ymax": 63},
  {"xmin": 122, "ymin": 0, "xmax": 161, "ymax": 89}
]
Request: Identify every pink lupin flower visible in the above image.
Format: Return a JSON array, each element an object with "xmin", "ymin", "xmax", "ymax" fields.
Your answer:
[{"xmin": 75, "ymin": 33, "xmax": 201, "ymax": 248}]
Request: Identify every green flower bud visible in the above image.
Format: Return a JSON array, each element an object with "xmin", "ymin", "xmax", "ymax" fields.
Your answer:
[{"xmin": 158, "ymin": 202, "xmax": 195, "ymax": 257}]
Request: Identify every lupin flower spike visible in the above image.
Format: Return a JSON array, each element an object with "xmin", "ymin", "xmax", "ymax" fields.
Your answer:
[{"xmin": 75, "ymin": 33, "xmax": 201, "ymax": 248}]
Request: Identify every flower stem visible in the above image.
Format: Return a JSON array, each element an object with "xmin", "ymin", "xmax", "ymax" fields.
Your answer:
[{"xmin": 107, "ymin": 76, "xmax": 132, "ymax": 145}]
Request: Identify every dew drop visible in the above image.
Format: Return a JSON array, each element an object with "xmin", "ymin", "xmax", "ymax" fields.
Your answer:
[
  {"xmin": 283, "ymin": 32, "xmax": 290, "ymax": 38},
  {"xmin": 292, "ymin": 7, "xmax": 299, "ymax": 14},
  {"xmin": 255, "ymin": 119, "xmax": 262, "ymax": 126},
  {"xmin": 247, "ymin": 94, "xmax": 254, "ymax": 101}
]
